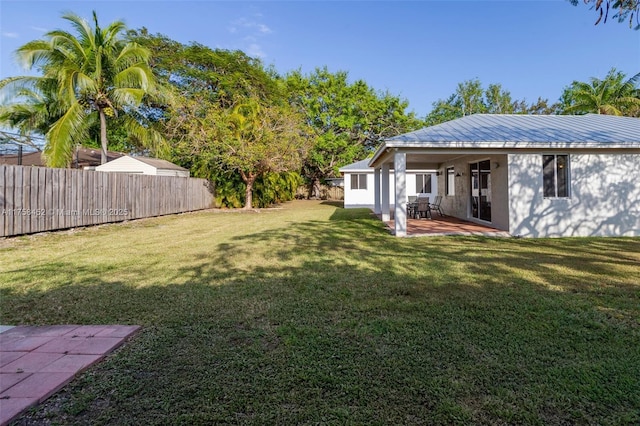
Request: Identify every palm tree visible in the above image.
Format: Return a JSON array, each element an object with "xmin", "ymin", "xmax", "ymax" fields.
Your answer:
[
  {"xmin": 560, "ymin": 68, "xmax": 640, "ymax": 117},
  {"xmin": 0, "ymin": 11, "xmax": 163, "ymax": 167}
]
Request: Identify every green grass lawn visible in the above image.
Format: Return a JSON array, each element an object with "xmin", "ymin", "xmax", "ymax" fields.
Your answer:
[{"xmin": 1, "ymin": 200, "xmax": 639, "ymax": 425}]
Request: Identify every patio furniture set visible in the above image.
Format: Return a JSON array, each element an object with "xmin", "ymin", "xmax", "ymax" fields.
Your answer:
[{"xmin": 407, "ymin": 195, "xmax": 444, "ymax": 220}]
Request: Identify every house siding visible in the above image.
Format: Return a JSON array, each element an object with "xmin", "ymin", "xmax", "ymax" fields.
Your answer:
[
  {"xmin": 343, "ymin": 171, "xmax": 438, "ymax": 209},
  {"xmin": 343, "ymin": 172, "xmax": 394, "ymax": 209},
  {"xmin": 508, "ymin": 153, "xmax": 640, "ymax": 237}
]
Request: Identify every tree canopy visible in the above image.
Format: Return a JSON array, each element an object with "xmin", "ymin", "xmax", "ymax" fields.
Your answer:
[
  {"xmin": 569, "ymin": 0, "xmax": 640, "ymax": 29},
  {"xmin": 558, "ymin": 68, "xmax": 640, "ymax": 116},
  {"xmin": 0, "ymin": 11, "xmax": 164, "ymax": 167},
  {"xmin": 285, "ymin": 67, "xmax": 424, "ymax": 197},
  {"xmin": 425, "ymin": 79, "xmax": 557, "ymax": 126}
]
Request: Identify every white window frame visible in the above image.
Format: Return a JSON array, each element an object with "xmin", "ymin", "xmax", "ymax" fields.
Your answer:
[
  {"xmin": 350, "ymin": 173, "xmax": 367, "ymax": 190},
  {"xmin": 446, "ymin": 167, "xmax": 455, "ymax": 196},
  {"xmin": 416, "ymin": 173, "xmax": 432, "ymax": 194},
  {"xmin": 542, "ymin": 154, "xmax": 570, "ymax": 198}
]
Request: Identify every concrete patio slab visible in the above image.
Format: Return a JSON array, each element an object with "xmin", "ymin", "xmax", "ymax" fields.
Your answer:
[{"xmin": 0, "ymin": 324, "xmax": 140, "ymax": 426}]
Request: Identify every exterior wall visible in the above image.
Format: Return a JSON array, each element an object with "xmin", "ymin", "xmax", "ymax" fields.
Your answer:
[
  {"xmin": 343, "ymin": 171, "xmax": 437, "ymax": 209},
  {"xmin": 343, "ymin": 172, "xmax": 394, "ymax": 209},
  {"xmin": 508, "ymin": 153, "xmax": 640, "ymax": 237},
  {"xmin": 437, "ymin": 154, "xmax": 509, "ymax": 231}
]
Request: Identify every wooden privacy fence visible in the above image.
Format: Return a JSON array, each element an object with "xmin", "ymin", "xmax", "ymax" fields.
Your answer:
[{"xmin": 0, "ymin": 165, "xmax": 214, "ymax": 237}]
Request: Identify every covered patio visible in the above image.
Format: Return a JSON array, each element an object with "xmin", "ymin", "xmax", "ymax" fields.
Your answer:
[{"xmin": 380, "ymin": 213, "xmax": 510, "ymax": 237}]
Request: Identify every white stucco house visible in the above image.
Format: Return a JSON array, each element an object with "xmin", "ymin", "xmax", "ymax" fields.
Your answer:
[
  {"xmin": 95, "ymin": 155, "xmax": 190, "ymax": 177},
  {"xmin": 340, "ymin": 159, "xmax": 438, "ymax": 209},
  {"xmin": 369, "ymin": 114, "xmax": 640, "ymax": 238}
]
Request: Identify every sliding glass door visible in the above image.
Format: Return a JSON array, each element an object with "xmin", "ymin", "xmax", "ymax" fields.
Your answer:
[{"xmin": 470, "ymin": 160, "xmax": 491, "ymax": 222}]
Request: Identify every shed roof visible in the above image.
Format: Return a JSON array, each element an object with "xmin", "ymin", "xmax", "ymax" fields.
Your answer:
[{"xmin": 132, "ymin": 156, "xmax": 188, "ymax": 171}]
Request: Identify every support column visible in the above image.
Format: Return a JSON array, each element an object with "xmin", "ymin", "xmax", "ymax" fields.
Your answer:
[
  {"xmin": 381, "ymin": 163, "xmax": 390, "ymax": 222},
  {"xmin": 374, "ymin": 167, "xmax": 381, "ymax": 214},
  {"xmin": 394, "ymin": 151, "xmax": 407, "ymax": 237}
]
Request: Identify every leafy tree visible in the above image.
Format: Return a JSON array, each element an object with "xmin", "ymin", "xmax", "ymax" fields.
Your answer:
[
  {"xmin": 425, "ymin": 79, "xmax": 558, "ymax": 126},
  {"xmin": 129, "ymin": 29, "xmax": 283, "ymax": 108},
  {"xmin": 285, "ymin": 67, "xmax": 423, "ymax": 198},
  {"xmin": 485, "ymin": 83, "xmax": 514, "ymax": 114},
  {"xmin": 0, "ymin": 11, "xmax": 164, "ymax": 167},
  {"xmin": 569, "ymin": 0, "xmax": 640, "ymax": 29},
  {"xmin": 558, "ymin": 68, "xmax": 640, "ymax": 116},
  {"xmin": 132, "ymin": 32, "xmax": 305, "ymax": 208},
  {"xmin": 164, "ymin": 94, "xmax": 310, "ymax": 209},
  {"xmin": 0, "ymin": 76, "xmax": 64, "ymax": 138},
  {"xmin": 221, "ymin": 99, "xmax": 311, "ymax": 209}
]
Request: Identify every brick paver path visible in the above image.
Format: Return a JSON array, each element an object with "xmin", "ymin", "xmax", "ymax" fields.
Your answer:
[{"xmin": 0, "ymin": 324, "xmax": 140, "ymax": 425}]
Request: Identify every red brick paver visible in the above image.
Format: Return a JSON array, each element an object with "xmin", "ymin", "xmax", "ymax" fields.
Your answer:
[
  {"xmin": 0, "ymin": 324, "xmax": 140, "ymax": 426},
  {"xmin": 384, "ymin": 214, "xmax": 511, "ymax": 237}
]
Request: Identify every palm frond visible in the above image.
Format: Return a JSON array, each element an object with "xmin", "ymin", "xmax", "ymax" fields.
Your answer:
[
  {"xmin": 111, "ymin": 88, "xmax": 145, "ymax": 107},
  {"xmin": 45, "ymin": 101, "xmax": 89, "ymax": 167}
]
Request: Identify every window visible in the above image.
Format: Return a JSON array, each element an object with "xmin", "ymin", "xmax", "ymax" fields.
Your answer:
[
  {"xmin": 543, "ymin": 155, "xmax": 569, "ymax": 198},
  {"xmin": 416, "ymin": 174, "xmax": 432, "ymax": 194},
  {"xmin": 446, "ymin": 167, "xmax": 455, "ymax": 195},
  {"xmin": 350, "ymin": 173, "xmax": 367, "ymax": 190}
]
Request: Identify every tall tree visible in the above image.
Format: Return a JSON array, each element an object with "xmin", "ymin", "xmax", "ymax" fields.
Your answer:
[
  {"xmin": 129, "ymin": 29, "xmax": 283, "ymax": 108},
  {"xmin": 559, "ymin": 68, "xmax": 640, "ymax": 116},
  {"xmin": 223, "ymin": 99, "xmax": 311, "ymax": 209},
  {"xmin": 0, "ymin": 11, "xmax": 163, "ymax": 167},
  {"xmin": 286, "ymin": 67, "xmax": 423, "ymax": 198},
  {"xmin": 569, "ymin": 0, "xmax": 640, "ymax": 29},
  {"xmin": 164, "ymin": 95, "xmax": 310, "ymax": 209},
  {"xmin": 425, "ymin": 79, "xmax": 557, "ymax": 126}
]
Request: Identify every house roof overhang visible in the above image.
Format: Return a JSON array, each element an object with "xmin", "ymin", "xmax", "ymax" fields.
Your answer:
[{"xmin": 368, "ymin": 114, "xmax": 640, "ymax": 169}]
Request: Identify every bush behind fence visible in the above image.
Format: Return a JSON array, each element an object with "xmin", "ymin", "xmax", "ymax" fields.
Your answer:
[{"xmin": 0, "ymin": 165, "xmax": 214, "ymax": 237}]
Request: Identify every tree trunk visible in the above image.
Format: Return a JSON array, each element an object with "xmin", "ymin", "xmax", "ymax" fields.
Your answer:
[
  {"xmin": 243, "ymin": 172, "xmax": 256, "ymax": 210},
  {"xmin": 99, "ymin": 108, "xmax": 108, "ymax": 164},
  {"xmin": 311, "ymin": 177, "xmax": 321, "ymax": 199}
]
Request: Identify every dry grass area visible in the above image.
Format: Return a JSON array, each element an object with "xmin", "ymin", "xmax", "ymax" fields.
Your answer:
[{"xmin": 1, "ymin": 200, "xmax": 639, "ymax": 425}]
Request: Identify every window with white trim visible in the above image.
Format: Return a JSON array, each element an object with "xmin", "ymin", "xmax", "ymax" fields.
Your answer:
[
  {"xmin": 416, "ymin": 173, "xmax": 432, "ymax": 194},
  {"xmin": 543, "ymin": 155, "xmax": 570, "ymax": 198},
  {"xmin": 446, "ymin": 167, "xmax": 455, "ymax": 195},
  {"xmin": 350, "ymin": 173, "xmax": 367, "ymax": 190}
]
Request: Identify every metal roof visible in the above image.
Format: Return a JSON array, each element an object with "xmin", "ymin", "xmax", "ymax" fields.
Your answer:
[
  {"xmin": 386, "ymin": 114, "xmax": 640, "ymax": 144},
  {"xmin": 370, "ymin": 114, "xmax": 640, "ymax": 167},
  {"xmin": 338, "ymin": 159, "xmax": 372, "ymax": 172}
]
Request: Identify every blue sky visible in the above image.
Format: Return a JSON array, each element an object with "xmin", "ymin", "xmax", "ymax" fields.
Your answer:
[{"xmin": 1, "ymin": 0, "xmax": 639, "ymax": 118}]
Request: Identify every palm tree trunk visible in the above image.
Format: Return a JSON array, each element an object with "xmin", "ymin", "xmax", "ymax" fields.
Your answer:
[{"xmin": 99, "ymin": 108, "xmax": 108, "ymax": 164}]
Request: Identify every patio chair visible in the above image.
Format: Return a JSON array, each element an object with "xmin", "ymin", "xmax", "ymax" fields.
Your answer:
[
  {"xmin": 416, "ymin": 196, "xmax": 431, "ymax": 219},
  {"xmin": 429, "ymin": 195, "xmax": 444, "ymax": 216},
  {"xmin": 406, "ymin": 196, "xmax": 418, "ymax": 219}
]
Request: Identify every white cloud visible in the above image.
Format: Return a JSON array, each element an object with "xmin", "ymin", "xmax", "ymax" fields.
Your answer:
[
  {"xmin": 227, "ymin": 15, "xmax": 272, "ymax": 58},
  {"xmin": 257, "ymin": 24, "xmax": 271, "ymax": 34},
  {"xmin": 229, "ymin": 17, "xmax": 272, "ymax": 35},
  {"xmin": 247, "ymin": 43, "xmax": 266, "ymax": 58},
  {"xmin": 30, "ymin": 26, "xmax": 48, "ymax": 33},
  {"xmin": 2, "ymin": 32, "xmax": 19, "ymax": 39}
]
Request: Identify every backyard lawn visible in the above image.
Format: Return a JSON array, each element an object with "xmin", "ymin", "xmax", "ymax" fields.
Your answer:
[{"xmin": 1, "ymin": 200, "xmax": 639, "ymax": 425}]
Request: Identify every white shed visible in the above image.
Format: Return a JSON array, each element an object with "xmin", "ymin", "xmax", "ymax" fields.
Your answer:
[{"xmin": 95, "ymin": 155, "xmax": 190, "ymax": 177}]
